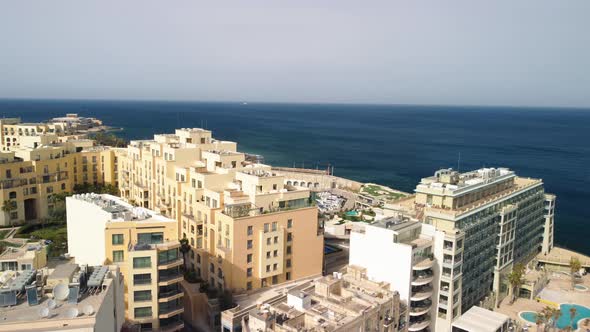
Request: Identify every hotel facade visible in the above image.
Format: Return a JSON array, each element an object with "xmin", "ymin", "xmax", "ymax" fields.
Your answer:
[{"xmin": 350, "ymin": 167, "xmax": 555, "ymax": 332}]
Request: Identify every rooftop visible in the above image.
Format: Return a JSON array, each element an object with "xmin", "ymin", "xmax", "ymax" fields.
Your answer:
[
  {"xmin": 68, "ymin": 193, "xmax": 174, "ymax": 223},
  {"xmin": 0, "ymin": 264, "xmax": 119, "ymax": 327},
  {"xmin": 453, "ymin": 306, "xmax": 510, "ymax": 331},
  {"xmin": 416, "ymin": 167, "xmax": 515, "ymax": 196},
  {"xmin": 0, "ymin": 242, "xmax": 46, "ymax": 262},
  {"xmin": 371, "ymin": 216, "xmax": 418, "ymax": 232}
]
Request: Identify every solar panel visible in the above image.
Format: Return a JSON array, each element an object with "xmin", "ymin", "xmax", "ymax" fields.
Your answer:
[
  {"xmin": 26, "ymin": 286, "xmax": 39, "ymax": 306},
  {"xmin": 68, "ymin": 286, "xmax": 79, "ymax": 304}
]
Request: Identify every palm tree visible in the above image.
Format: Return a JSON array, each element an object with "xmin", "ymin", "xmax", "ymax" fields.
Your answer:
[
  {"xmin": 569, "ymin": 257, "xmax": 581, "ymax": 289},
  {"xmin": 507, "ymin": 263, "xmax": 525, "ymax": 303},
  {"xmin": 536, "ymin": 312, "xmax": 546, "ymax": 332},
  {"xmin": 179, "ymin": 237, "xmax": 191, "ymax": 271},
  {"xmin": 569, "ymin": 306, "xmax": 577, "ymax": 330}
]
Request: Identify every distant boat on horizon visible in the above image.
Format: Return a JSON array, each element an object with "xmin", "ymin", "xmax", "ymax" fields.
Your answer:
[{"xmin": 242, "ymin": 102, "xmax": 248, "ymax": 105}]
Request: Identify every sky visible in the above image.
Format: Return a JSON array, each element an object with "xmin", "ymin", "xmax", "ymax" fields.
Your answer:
[{"xmin": 1, "ymin": 0, "xmax": 589, "ymax": 108}]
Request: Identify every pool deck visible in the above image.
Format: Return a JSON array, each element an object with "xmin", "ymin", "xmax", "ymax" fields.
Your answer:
[
  {"xmin": 497, "ymin": 273, "xmax": 590, "ymax": 329},
  {"xmin": 537, "ymin": 247, "xmax": 590, "ymax": 268}
]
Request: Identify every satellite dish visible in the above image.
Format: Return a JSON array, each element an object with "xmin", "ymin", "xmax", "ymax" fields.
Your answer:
[
  {"xmin": 83, "ymin": 304, "xmax": 95, "ymax": 316},
  {"xmin": 47, "ymin": 299, "xmax": 57, "ymax": 309},
  {"xmin": 53, "ymin": 284, "xmax": 70, "ymax": 301},
  {"xmin": 38, "ymin": 307, "xmax": 49, "ymax": 318},
  {"xmin": 65, "ymin": 307, "xmax": 79, "ymax": 319}
]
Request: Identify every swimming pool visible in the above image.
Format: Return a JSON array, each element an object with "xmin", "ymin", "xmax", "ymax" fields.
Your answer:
[
  {"xmin": 574, "ymin": 284, "xmax": 588, "ymax": 291},
  {"xmin": 345, "ymin": 210, "xmax": 359, "ymax": 217},
  {"xmin": 520, "ymin": 304, "xmax": 590, "ymax": 329}
]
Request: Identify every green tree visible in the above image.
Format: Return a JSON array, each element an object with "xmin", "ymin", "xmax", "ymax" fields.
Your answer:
[
  {"xmin": 507, "ymin": 263, "xmax": 525, "ymax": 304},
  {"xmin": 569, "ymin": 257, "xmax": 581, "ymax": 289},
  {"xmin": 179, "ymin": 237, "xmax": 191, "ymax": 271}
]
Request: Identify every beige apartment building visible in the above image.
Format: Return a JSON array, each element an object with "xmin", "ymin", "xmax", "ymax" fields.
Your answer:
[
  {"xmin": 222, "ymin": 265, "xmax": 402, "ymax": 332},
  {"xmin": 117, "ymin": 128, "xmax": 324, "ymax": 294},
  {"xmin": 67, "ymin": 193, "xmax": 184, "ymax": 331},
  {"xmin": 0, "ymin": 136, "xmax": 119, "ymax": 226}
]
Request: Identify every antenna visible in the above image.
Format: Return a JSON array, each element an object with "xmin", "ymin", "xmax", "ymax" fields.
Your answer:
[{"xmin": 53, "ymin": 284, "xmax": 70, "ymax": 301}]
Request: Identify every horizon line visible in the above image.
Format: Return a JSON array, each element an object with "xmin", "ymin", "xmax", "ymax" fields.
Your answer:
[{"xmin": 0, "ymin": 97, "xmax": 589, "ymax": 111}]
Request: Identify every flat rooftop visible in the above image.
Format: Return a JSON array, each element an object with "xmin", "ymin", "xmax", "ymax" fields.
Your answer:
[
  {"xmin": 0, "ymin": 264, "xmax": 117, "ymax": 327},
  {"xmin": 452, "ymin": 306, "xmax": 509, "ymax": 332},
  {"xmin": 69, "ymin": 193, "xmax": 174, "ymax": 223},
  {"xmin": 372, "ymin": 216, "xmax": 419, "ymax": 232},
  {"xmin": 0, "ymin": 242, "xmax": 46, "ymax": 261},
  {"xmin": 417, "ymin": 167, "xmax": 515, "ymax": 195}
]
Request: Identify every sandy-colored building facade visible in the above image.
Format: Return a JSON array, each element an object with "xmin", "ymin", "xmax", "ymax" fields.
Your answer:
[
  {"xmin": 67, "ymin": 194, "xmax": 184, "ymax": 331},
  {"xmin": 117, "ymin": 128, "xmax": 324, "ymax": 297}
]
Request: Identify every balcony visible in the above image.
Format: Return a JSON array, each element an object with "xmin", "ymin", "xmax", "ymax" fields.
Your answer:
[
  {"xmin": 408, "ymin": 317, "xmax": 430, "ymax": 332},
  {"xmin": 158, "ymin": 258, "xmax": 183, "ymax": 270},
  {"xmin": 412, "ymin": 273, "xmax": 434, "ymax": 286},
  {"xmin": 413, "ymin": 257, "xmax": 434, "ymax": 271},
  {"xmin": 158, "ymin": 304, "xmax": 184, "ymax": 319},
  {"xmin": 160, "ymin": 319, "xmax": 184, "ymax": 332},
  {"xmin": 158, "ymin": 269, "xmax": 183, "ymax": 286},
  {"xmin": 410, "ymin": 287, "xmax": 433, "ymax": 302},
  {"xmin": 409, "ymin": 304, "xmax": 431, "ymax": 317},
  {"xmin": 159, "ymin": 289, "xmax": 184, "ymax": 303}
]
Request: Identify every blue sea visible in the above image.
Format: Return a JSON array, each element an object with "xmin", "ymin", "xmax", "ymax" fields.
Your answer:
[{"xmin": 1, "ymin": 99, "xmax": 589, "ymax": 255}]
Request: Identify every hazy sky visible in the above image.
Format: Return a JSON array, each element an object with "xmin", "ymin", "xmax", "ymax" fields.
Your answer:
[{"xmin": 1, "ymin": 1, "xmax": 589, "ymax": 107}]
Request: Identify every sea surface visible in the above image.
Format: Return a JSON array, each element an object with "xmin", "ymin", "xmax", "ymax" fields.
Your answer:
[{"xmin": 1, "ymin": 99, "xmax": 589, "ymax": 255}]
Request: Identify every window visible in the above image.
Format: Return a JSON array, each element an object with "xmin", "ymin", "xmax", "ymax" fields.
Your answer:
[
  {"xmin": 286, "ymin": 272, "xmax": 291, "ymax": 281},
  {"xmin": 247, "ymin": 254, "xmax": 252, "ymax": 263},
  {"xmin": 5, "ymin": 170, "xmax": 11, "ymax": 179},
  {"xmin": 247, "ymin": 240, "xmax": 253, "ymax": 249},
  {"xmin": 210, "ymin": 263, "xmax": 214, "ymax": 273},
  {"xmin": 266, "ymin": 265, "xmax": 270, "ymax": 272},
  {"xmin": 263, "ymin": 223, "xmax": 269, "ymax": 233},
  {"xmin": 247, "ymin": 281, "xmax": 252, "ymax": 290},
  {"xmin": 286, "ymin": 259, "xmax": 291, "ymax": 268},
  {"xmin": 286, "ymin": 246, "xmax": 292, "ymax": 255},
  {"xmin": 247, "ymin": 226, "xmax": 253, "ymax": 236},
  {"xmin": 272, "ymin": 275, "xmax": 278, "ymax": 284},
  {"xmin": 158, "ymin": 248, "xmax": 179, "ymax": 265},
  {"xmin": 273, "ymin": 263, "xmax": 278, "ymax": 271},
  {"xmin": 266, "ymin": 251, "xmax": 271, "ymax": 259},
  {"xmin": 46, "ymin": 186, "xmax": 53, "ymax": 194},
  {"xmin": 8, "ymin": 191, "xmax": 16, "ymax": 199},
  {"xmin": 112, "ymin": 250, "xmax": 124, "ymax": 263},
  {"xmin": 273, "ymin": 236, "xmax": 278, "ymax": 244},
  {"xmin": 272, "ymin": 222, "xmax": 277, "ymax": 231},
  {"xmin": 133, "ymin": 257, "xmax": 151, "ymax": 268},
  {"xmin": 266, "ymin": 238, "xmax": 271, "ymax": 245},
  {"xmin": 134, "ymin": 307, "xmax": 152, "ymax": 318},
  {"xmin": 197, "ymin": 254, "xmax": 201, "ymax": 264},
  {"xmin": 273, "ymin": 250, "xmax": 278, "ymax": 257},
  {"xmin": 134, "ymin": 290, "xmax": 152, "ymax": 302},
  {"xmin": 137, "ymin": 232, "xmax": 163, "ymax": 245},
  {"xmin": 112, "ymin": 234, "xmax": 124, "ymax": 245},
  {"xmin": 287, "ymin": 219, "xmax": 293, "ymax": 228},
  {"xmin": 247, "ymin": 268, "xmax": 252, "ymax": 277},
  {"xmin": 133, "ymin": 273, "xmax": 151, "ymax": 285},
  {"xmin": 287, "ymin": 233, "xmax": 292, "ymax": 242}
]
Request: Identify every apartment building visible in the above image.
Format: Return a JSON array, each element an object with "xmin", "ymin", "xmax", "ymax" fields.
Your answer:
[
  {"xmin": 0, "ymin": 137, "xmax": 118, "ymax": 226},
  {"xmin": 0, "ymin": 262, "xmax": 125, "ymax": 332},
  {"xmin": 66, "ymin": 194, "xmax": 184, "ymax": 331},
  {"xmin": 222, "ymin": 265, "xmax": 401, "ymax": 332},
  {"xmin": 350, "ymin": 217, "xmax": 437, "ymax": 332},
  {"xmin": 0, "ymin": 114, "xmax": 101, "ymax": 152},
  {"xmin": 117, "ymin": 128, "xmax": 323, "ymax": 294}
]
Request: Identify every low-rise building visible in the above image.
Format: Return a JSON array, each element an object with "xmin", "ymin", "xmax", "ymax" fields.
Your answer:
[
  {"xmin": 0, "ymin": 240, "xmax": 48, "ymax": 271},
  {"xmin": 66, "ymin": 193, "xmax": 184, "ymax": 331},
  {"xmin": 451, "ymin": 306, "xmax": 511, "ymax": 332},
  {"xmin": 0, "ymin": 263, "xmax": 125, "ymax": 332},
  {"xmin": 222, "ymin": 265, "xmax": 402, "ymax": 332}
]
